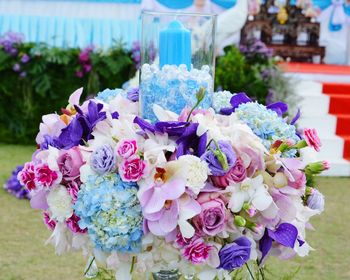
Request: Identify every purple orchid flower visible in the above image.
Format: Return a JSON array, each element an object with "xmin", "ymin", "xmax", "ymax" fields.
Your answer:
[
  {"xmin": 58, "ymin": 101, "xmax": 106, "ymax": 149},
  {"xmin": 259, "ymin": 223, "xmax": 298, "ymax": 262}
]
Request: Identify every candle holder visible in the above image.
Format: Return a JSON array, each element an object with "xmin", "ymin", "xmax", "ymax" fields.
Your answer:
[{"xmin": 140, "ymin": 11, "xmax": 217, "ymax": 122}]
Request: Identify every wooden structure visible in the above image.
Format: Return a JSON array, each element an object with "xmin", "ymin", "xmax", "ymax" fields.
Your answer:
[{"xmin": 240, "ymin": 1, "xmax": 325, "ymax": 63}]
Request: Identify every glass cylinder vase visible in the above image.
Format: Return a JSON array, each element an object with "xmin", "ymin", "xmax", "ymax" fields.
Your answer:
[{"xmin": 140, "ymin": 11, "xmax": 217, "ymax": 122}]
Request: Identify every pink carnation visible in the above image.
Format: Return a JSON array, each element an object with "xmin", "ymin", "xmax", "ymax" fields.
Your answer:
[
  {"xmin": 182, "ymin": 237, "xmax": 212, "ymax": 264},
  {"xmin": 43, "ymin": 211, "xmax": 56, "ymax": 231},
  {"xmin": 66, "ymin": 213, "xmax": 87, "ymax": 234},
  {"xmin": 117, "ymin": 139, "xmax": 138, "ymax": 159},
  {"xmin": 119, "ymin": 156, "xmax": 146, "ymax": 182},
  {"xmin": 34, "ymin": 164, "xmax": 61, "ymax": 188},
  {"xmin": 66, "ymin": 180, "xmax": 80, "ymax": 202},
  {"xmin": 18, "ymin": 162, "xmax": 36, "ymax": 191},
  {"xmin": 304, "ymin": 128, "xmax": 321, "ymax": 152}
]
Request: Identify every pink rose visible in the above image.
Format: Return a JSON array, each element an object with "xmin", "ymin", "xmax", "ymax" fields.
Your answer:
[
  {"xmin": 182, "ymin": 236, "xmax": 212, "ymax": 264},
  {"xmin": 211, "ymin": 158, "xmax": 247, "ymax": 188},
  {"xmin": 34, "ymin": 164, "xmax": 61, "ymax": 188},
  {"xmin": 66, "ymin": 214, "xmax": 87, "ymax": 234},
  {"xmin": 57, "ymin": 147, "xmax": 84, "ymax": 181},
  {"xmin": 117, "ymin": 139, "xmax": 138, "ymax": 159},
  {"xmin": 193, "ymin": 193, "xmax": 228, "ymax": 236},
  {"xmin": 43, "ymin": 211, "xmax": 56, "ymax": 231},
  {"xmin": 18, "ymin": 162, "xmax": 36, "ymax": 191},
  {"xmin": 304, "ymin": 128, "xmax": 321, "ymax": 152},
  {"xmin": 119, "ymin": 156, "xmax": 146, "ymax": 182}
]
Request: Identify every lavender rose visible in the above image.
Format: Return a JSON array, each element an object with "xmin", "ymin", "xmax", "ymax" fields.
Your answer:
[
  {"xmin": 201, "ymin": 140, "xmax": 237, "ymax": 176},
  {"xmin": 218, "ymin": 237, "xmax": 251, "ymax": 270},
  {"xmin": 307, "ymin": 189, "xmax": 325, "ymax": 212},
  {"xmin": 193, "ymin": 193, "xmax": 227, "ymax": 236},
  {"xmin": 91, "ymin": 144, "xmax": 116, "ymax": 174},
  {"xmin": 211, "ymin": 157, "xmax": 247, "ymax": 188},
  {"xmin": 57, "ymin": 147, "xmax": 84, "ymax": 181}
]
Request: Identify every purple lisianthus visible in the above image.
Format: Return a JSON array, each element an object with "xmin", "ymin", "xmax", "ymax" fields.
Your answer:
[
  {"xmin": 218, "ymin": 237, "xmax": 251, "ymax": 270},
  {"xmin": 307, "ymin": 189, "xmax": 325, "ymax": 212},
  {"xmin": 201, "ymin": 140, "xmax": 237, "ymax": 176},
  {"xmin": 127, "ymin": 87, "xmax": 139, "ymax": 102},
  {"xmin": 0, "ymin": 32, "xmax": 24, "ymax": 56},
  {"xmin": 4, "ymin": 165, "xmax": 30, "ymax": 199},
  {"xmin": 91, "ymin": 144, "xmax": 116, "ymax": 174}
]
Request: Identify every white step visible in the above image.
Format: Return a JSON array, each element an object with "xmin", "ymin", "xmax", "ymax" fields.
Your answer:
[
  {"xmin": 298, "ymin": 115, "xmax": 337, "ymax": 138},
  {"xmin": 321, "ymin": 158, "xmax": 350, "ymax": 176},
  {"xmin": 293, "ymin": 79, "xmax": 323, "ymax": 96},
  {"xmin": 298, "ymin": 94, "xmax": 330, "ymax": 117},
  {"xmin": 318, "ymin": 136, "xmax": 345, "ymax": 160}
]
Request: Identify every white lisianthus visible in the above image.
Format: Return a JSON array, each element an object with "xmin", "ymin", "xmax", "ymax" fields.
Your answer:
[
  {"xmin": 178, "ymin": 155, "xmax": 209, "ymax": 195},
  {"xmin": 47, "ymin": 185, "xmax": 73, "ymax": 222}
]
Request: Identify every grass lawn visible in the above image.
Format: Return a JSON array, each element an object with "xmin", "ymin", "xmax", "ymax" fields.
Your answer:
[{"xmin": 0, "ymin": 144, "xmax": 349, "ymax": 280}]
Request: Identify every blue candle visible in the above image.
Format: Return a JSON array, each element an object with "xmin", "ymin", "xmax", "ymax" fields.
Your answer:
[{"xmin": 159, "ymin": 20, "xmax": 192, "ymax": 70}]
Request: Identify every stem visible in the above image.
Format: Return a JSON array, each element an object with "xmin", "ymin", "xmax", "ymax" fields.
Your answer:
[
  {"xmin": 256, "ymin": 260, "xmax": 265, "ymax": 280},
  {"xmin": 186, "ymin": 100, "xmax": 201, "ymax": 122},
  {"xmin": 245, "ymin": 263, "xmax": 255, "ymax": 280},
  {"xmin": 84, "ymin": 256, "xmax": 95, "ymax": 276},
  {"xmin": 130, "ymin": 256, "xmax": 136, "ymax": 274}
]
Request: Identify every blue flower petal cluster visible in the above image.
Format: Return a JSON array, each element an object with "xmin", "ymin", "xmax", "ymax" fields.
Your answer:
[
  {"xmin": 235, "ymin": 102, "xmax": 299, "ymax": 152},
  {"xmin": 74, "ymin": 173, "xmax": 143, "ymax": 253},
  {"xmin": 96, "ymin": 88, "xmax": 125, "ymax": 103}
]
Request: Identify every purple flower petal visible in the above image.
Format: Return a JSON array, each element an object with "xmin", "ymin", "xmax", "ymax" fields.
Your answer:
[
  {"xmin": 267, "ymin": 102, "xmax": 288, "ymax": 117},
  {"xmin": 133, "ymin": 116, "xmax": 156, "ymax": 133},
  {"xmin": 290, "ymin": 108, "xmax": 301, "ymax": 125},
  {"xmin": 229, "ymin": 93, "xmax": 252, "ymax": 110},
  {"xmin": 30, "ymin": 190, "xmax": 49, "ymax": 210},
  {"xmin": 267, "ymin": 223, "xmax": 298, "ymax": 248},
  {"xmin": 259, "ymin": 229, "xmax": 273, "ymax": 262}
]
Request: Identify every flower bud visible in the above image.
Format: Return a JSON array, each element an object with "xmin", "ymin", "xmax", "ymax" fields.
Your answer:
[
  {"xmin": 234, "ymin": 215, "xmax": 246, "ymax": 227},
  {"xmin": 273, "ymin": 172, "xmax": 288, "ymax": 188},
  {"xmin": 305, "ymin": 161, "xmax": 329, "ymax": 175},
  {"xmin": 307, "ymin": 188, "xmax": 325, "ymax": 212}
]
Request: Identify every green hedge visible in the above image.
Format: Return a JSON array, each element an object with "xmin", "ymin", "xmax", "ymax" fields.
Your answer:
[{"xmin": 0, "ymin": 42, "xmax": 136, "ymax": 144}]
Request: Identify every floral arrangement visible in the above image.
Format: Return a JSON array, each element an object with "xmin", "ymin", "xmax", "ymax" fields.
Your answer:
[
  {"xmin": 3, "ymin": 165, "xmax": 30, "ymax": 199},
  {"xmin": 18, "ymin": 86, "xmax": 327, "ymax": 280}
]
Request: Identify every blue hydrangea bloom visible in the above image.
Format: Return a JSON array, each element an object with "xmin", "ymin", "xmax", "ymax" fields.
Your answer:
[
  {"xmin": 212, "ymin": 91, "xmax": 233, "ymax": 113},
  {"xmin": 74, "ymin": 174, "xmax": 143, "ymax": 253},
  {"xmin": 235, "ymin": 102, "xmax": 299, "ymax": 154},
  {"xmin": 96, "ymin": 88, "xmax": 125, "ymax": 103}
]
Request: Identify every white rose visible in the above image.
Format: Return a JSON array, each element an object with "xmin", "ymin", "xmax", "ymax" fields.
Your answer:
[
  {"xmin": 47, "ymin": 185, "xmax": 73, "ymax": 222},
  {"xmin": 178, "ymin": 155, "xmax": 209, "ymax": 195}
]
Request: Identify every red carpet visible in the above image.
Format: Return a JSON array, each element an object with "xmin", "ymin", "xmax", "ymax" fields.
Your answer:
[{"xmin": 322, "ymin": 83, "xmax": 350, "ymax": 160}]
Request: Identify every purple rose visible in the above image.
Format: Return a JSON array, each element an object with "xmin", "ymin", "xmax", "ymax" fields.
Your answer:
[
  {"xmin": 307, "ymin": 189, "xmax": 325, "ymax": 212},
  {"xmin": 91, "ymin": 144, "xmax": 116, "ymax": 174},
  {"xmin": 211, "ymin": 157, "xmax": 247, "ymax": 188},
  {"xmin": 201, "ymin": 140, "xmax": 237, "ymax": 176},
  {"xmin": 57, "ymin": 147, "xmax": 84, "ymax": 181},
  {"xmin": 218, "ymin": 237, "xmax": 251, "ymax": 270},
  {"xmin": 193, "ymin": 193, "xmax": 227, "ymax": 236}
]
